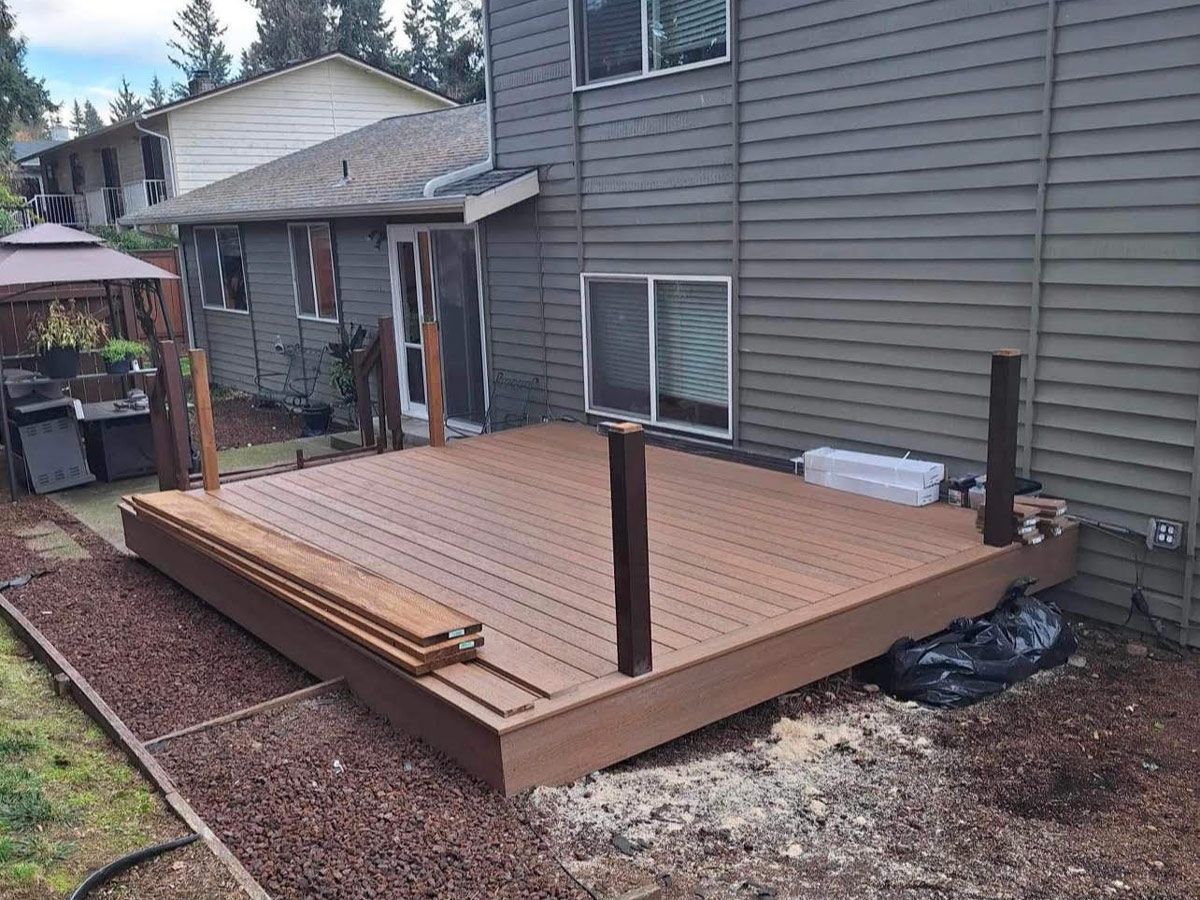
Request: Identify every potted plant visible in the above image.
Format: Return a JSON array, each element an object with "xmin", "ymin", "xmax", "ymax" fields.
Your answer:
[
  {"xmin": 100, "ymin": 338, "xmax": 149, "ymax": 375},
  {"xmin": 300, "ymin": 401, "xmax": 333, "ymax": 436},
  {"xmin": 327, "ymin": 322, "xmax": 369, "ymax": 421},
  {"xmin": 28, "ymin": 301, "xmax": 108, "ymax": 379}
]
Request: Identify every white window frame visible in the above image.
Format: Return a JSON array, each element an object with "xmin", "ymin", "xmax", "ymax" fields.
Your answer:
[
  {"xmin": 580, "ymin": 272, "xmax": 733, "ymax": 440},
  {"xmin": 568, "ymin": 0, "xmax": 732, "ymax": 92},
  {"xmin": 193, "ymin": 225, "xmax": 249, "ymax": 315},
  {"xmin": 288, "ymin": 221, "xmax": 340, "ymax": 323}
]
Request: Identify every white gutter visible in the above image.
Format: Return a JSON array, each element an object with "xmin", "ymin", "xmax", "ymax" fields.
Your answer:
[
  {"xmin": 134, "ymin": 116, "xmax": 175, "ymax": 193},
  {"xmin": 422, "ymin": 1, "xmax": 496, "ymax": 199}
]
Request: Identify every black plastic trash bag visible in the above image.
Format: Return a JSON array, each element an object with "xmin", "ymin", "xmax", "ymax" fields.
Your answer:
[{"xmin": 872, "ymin": 577, "xmax": 1077, "ymax": 708}]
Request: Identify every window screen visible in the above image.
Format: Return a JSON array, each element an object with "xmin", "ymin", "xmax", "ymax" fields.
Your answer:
[
  {"xmin": 587, "ymin": 279, "xmax": 651, "ymax": 417},
  {"xmin": 582, "ymin": 0, "xmax": 642, "ymax": 83},
  {"xmin": 577, "ymin": 0, "xmax": 727, "ymax": 85},
  {"xmin": 654, "ymin": 279, "xmax": 728, "ymax": 430},
  {"xmin": 290, "ymin": 223, "xmax": 338, "ymax": 321}
]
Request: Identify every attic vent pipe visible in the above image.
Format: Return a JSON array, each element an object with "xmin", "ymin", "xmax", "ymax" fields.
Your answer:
[{"xmin": 342, "ymin": 159, "xmax": 349, "ymax": 180}]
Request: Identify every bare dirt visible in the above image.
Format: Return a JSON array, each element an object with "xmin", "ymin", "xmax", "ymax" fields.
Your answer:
[{"xmin": 189, "ymin": 390, "xmax": 306, "ymax": 451}]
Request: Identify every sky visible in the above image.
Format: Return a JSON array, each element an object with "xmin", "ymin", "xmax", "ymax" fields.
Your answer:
[{"xmin": 12, "ymin": 0, "xmax": 410, "ymax": 122}]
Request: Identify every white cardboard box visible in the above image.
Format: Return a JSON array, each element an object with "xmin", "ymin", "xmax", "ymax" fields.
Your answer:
[
  {"xmin": 804, "ymin": 468, "xmax": 941, "ymax": 507},
  {"xmin": 802, "ymin": 447, "xmax": 945, "ymax": 490}
]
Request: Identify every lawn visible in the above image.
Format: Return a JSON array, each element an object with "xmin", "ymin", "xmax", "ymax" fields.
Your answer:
[{"xmin": 0, "ymin": 622, "xmax": 180, "ymax": 898}]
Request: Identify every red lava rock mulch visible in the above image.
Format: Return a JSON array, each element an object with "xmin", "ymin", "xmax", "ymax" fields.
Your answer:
[
  {"xmin": 158, "ymin": 692, "xmax": 587, "ymax": 900},
  {"xmin": 1, "ymin": 494, "xmax": 313, "ymax": 738}
]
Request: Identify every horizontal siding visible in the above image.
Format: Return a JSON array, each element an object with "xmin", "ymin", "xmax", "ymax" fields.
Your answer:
[
  {"xmin": 485, "ymin": 0, "xmax": 1199, "ymax": 642},
  {"xmin": 168, "ymin": 58, "xmax": 447, "ymax": 194}
]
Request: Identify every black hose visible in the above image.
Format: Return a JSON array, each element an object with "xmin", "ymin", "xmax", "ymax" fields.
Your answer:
[{"xmin": 68, "ymin": 833, "xmax": 200, "ymax": 900}]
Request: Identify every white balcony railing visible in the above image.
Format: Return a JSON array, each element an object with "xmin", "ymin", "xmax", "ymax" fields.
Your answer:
[
  {"xmin": 32, "ymin": 193, "xmax": 85, "ymax": 225},
  {"xmin": 85, "ymin": 187, "xmax": 125, "ymax": 227},
  {"xmin": 122, "ymin": 179, "xmax": 169, "ymax": 216}
]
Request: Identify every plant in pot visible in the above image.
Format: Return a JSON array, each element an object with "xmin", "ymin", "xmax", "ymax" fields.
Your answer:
[
  {"xmin": 28, "ymin": 301, "xmax": 108, "ymax": 379},
  {"xmin": 100, "ymin": 338, "xmax": 149, "ymax": 375},
  {"xmin": 299, "ymin": 401, "xmax": 333, "ymax": 436},
  {"xmin": 327, "ymin": 322, "xmax": 369, "ymax": 422}
]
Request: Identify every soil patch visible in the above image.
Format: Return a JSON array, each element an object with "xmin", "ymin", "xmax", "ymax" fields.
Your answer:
[{"xmin": 195, "ymin": 391, "xmax": 306, "ymax": 451}]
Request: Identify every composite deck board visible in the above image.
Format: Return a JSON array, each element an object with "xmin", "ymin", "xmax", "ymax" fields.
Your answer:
[
  {"xmin": 253, "ymin": 472, "xmax": 720, "ymax": 648},
  {"xmin": 295, "ymin": 465, "xmax": 768, "ymax": 628},
  {"xmin": 442, "ymin": 436, "xmax": 962, "ymax": 563},
  {"xmin": 124, "ymin": 423, "xmax": 1080, "ymax": 793}
]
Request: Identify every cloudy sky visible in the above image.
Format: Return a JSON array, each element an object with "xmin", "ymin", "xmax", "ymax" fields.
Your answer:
[{"xmin": 12, "ymin": 0, "xmax": 409, "ymax": 120}]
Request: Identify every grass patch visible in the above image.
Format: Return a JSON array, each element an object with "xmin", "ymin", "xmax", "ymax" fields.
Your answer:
[{"xmin": 0, "ymin": 626, "xmax": 178, "ymax": 898}]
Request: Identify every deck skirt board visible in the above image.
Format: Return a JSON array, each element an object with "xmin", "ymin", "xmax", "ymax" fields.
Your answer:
[{"xmin": 123, "ymin": 423, "xmax": 1080, "ymax": 794}]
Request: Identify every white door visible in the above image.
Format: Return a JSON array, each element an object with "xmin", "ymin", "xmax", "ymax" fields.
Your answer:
[{"xmin": 385, "ymin": 225, "xmax": 430, "ymax": 418}]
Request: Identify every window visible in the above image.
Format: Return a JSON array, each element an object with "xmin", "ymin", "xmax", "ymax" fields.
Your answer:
[
  {"xmin": 194, "ymin": 225, "xmax": 248, "ymax": 312},
  {"xmin": 574, "ymin": 0, "xmax": 729, "ymax": 87},
  {"xmin": 583, "ymin": 274, "xmax": 731, "ymax": 437},
  {"xmin": 289, "ymin": 223, "xmax": 338, "ymax": 321}
]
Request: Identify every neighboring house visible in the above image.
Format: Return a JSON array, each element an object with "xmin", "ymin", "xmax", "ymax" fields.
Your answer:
[
  {"xmin": 10, "ymin": 129, "xmax": 66, "ymax": 197},
  {"xmin": 124, "ymin": 104, "xmax": 538, "ymax": 424},
  {"xmin": 127, "ymin": 0, "xmax": 1200, "ymax": 648},
  {"xmin": 17, "ymin": 52, "xmax": 453, "ymax": 230}
]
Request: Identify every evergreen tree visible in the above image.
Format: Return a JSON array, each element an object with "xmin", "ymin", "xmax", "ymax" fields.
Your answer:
[
  {"xmin": 330, "ymin": 0, "xmax": 394, "ymax": 68},
  {"xmin": 69, "ymin": 99, "xmax": 85, "ymax": 137},
  {"xmin": 109, "ymin": 76, "xmax": 144, "ymax": 121},
  {"xmin": 241, "ymin": 0, "xmax": 331, "ymax": 76},
  {"xmin": 395, "ymin": 0, "xmax": 431, "ymax": 87},
  {"xmin": 148, "ymin": 74, "xmax": 167, "ymax": 108},
  {"xmin": 81, "ymin": 100, "xmax": 104, "ymax": 135},
  {"xmin": 0, "ymin": 1, "xmax": 53, "ymax": 156},
  {"xmin": 436, "ymin": 2, "xmax": 483, "ymax": 101},
  {"xmin": 167, "ymin": 0, "xmax": 233, "ymax": 98}
]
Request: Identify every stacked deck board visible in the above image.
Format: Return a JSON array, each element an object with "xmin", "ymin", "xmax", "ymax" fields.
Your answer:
[{"xmin": 128, "ymin": 491, "xmax": 482, "ymax": 675}]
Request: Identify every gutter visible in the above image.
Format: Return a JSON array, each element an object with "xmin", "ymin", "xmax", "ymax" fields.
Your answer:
[
  {"xmin": 422, "ymin": 0, "xmax": 496, "ymax": 199},
  {"xmin": 123, "ymin": 197, "xmax": 466, "ymax": 228}
]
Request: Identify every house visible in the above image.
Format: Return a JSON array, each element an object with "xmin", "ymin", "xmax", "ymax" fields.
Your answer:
[
  {"xmin": 123, "ymin": 103, "xmax": 538, "ymax": 424},
  {"xmin": 18, "ymin": 52, "xmax": 453, "ymax": 229},
  {"xmin": 10, "ymin": 125, "xmax": 68, "ymax": 198},
  {"xmin": 127, "ymin": 0, "xmax": 1200, "ymax": 648}
]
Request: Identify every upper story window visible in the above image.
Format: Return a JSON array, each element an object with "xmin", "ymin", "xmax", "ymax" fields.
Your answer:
[
  {"xmin": 574, "ymin": 0, "xmax": 729, "ymax": 89},
  {"xmin": 289, "ymin": 223, "xmax": 338, "ymax": 322},
  {"xmin": 195, "ymin": 225, "xmax": 249, "ymax": 313},
  {"xmin": 582, "ymin": 273, "xmax": 731, "ymax": 438}
]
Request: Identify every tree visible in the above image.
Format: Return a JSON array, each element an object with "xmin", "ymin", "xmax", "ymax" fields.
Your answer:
[
  {"xmin": 395, "ymin": 0, "xmax": 431, "ymax": 87},
  {"xmin": 241, "ymin": 0, "xmax": 331, "ymax": 77},
  {"xmin": 69, "ymin": 100, "xmax": 85, "ymax": 137},
  {"xmin": 148, "ymin": 74, "xmax": 167, "ymax": 108},
  {"xmin": 81, "ymin": 100, "xmax": 104, "ymax": 135},
  {"xmin": 0, "ymin": 1, "xmax": 54, "ymax": 156},
  {"xmin": 109, "ymin": 76, "xmax": 144, "ymax": 121},
  {"xmin": 167, "ymin": 0, "xmax": 233, "ymax": 98},
  {"xmin": 435, "ymin": 1, "xmax": 483, "ymax": 102},
  {"xmin": 330, "ymin": 0, "xmax": 393, "ymax": 68}
]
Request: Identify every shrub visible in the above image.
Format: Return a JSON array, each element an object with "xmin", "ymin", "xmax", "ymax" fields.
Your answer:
[{"xmin": 99, "ymin": 338, "xmax": 149, "ymax": 364}]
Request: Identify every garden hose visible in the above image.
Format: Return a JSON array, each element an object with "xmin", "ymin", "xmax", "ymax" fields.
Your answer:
[{"xmin": 68, "ymin": 832, "xmax": 200, "ymax": 899}]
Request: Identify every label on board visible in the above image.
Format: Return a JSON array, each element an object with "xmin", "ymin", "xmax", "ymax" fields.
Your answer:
[
  {"xmin": 458, "ymin": 641, "xmax": 476, "ymax": 650},
  {"xmin": 448, "ymin": 629, "xmax": 466, "ymax": 639}
]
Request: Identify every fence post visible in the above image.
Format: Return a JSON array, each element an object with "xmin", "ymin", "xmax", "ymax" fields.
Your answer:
[
  {"xmin": 188, "ymin": 349, "xmax": 219, "ymax": 492},
  {"xmin": 603, "ymin": 422, "xmax": 652, "ymax": 677},
  {"xmin": 421, "ymin": 321, "xmax": 445, "ymax": 449},
  {"xmin": 158, "ymin": 340, "xmax": 191, "ymax": 491},
  {"xmin": 984, "ymin": 349, "xmax": 1022, "ymax": 547}
]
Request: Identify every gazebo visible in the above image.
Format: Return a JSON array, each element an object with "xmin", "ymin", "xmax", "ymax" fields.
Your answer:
[{"xmin": 0, "ymin": 224, "xmax": 180, "ymax": 500}]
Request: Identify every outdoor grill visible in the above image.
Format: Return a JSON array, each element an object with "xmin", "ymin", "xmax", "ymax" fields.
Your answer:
[{"xmin": 2, "ymin": 370, "xmax": 95, "ymax": 494}]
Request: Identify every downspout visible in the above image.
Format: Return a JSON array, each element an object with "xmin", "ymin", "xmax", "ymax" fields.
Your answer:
[
  {"xmin": 135, "ymin": 115, "xmax": 195, "ymax": 347},
  {"xmin": 422, "ymin": 1, "xmax": 495, "ymax": 200}
]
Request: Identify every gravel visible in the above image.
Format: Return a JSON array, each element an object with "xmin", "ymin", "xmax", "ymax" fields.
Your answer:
[{"xmin": 158, "ymin": 692, "xmax": 586, "ymax": 900}]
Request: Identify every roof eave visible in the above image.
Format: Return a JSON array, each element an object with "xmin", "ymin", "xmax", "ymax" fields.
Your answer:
[{"xmin": 122, "ymin": 197, "xmax": 468, "ymax": 227}]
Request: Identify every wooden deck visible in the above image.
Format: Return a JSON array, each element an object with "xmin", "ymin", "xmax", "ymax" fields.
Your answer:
[{"xmin": 122, "ymin": 422, "xmax": 1078, "ymax": 794}]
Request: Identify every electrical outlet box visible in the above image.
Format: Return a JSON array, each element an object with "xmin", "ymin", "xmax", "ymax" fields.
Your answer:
[{"xmin": 1146, "ymin": 517, "xmax": 1184, "ymax": 551}]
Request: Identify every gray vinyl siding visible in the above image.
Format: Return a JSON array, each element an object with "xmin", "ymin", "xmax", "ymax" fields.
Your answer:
[
  {"xmin": 182, "ymin": 218, "xmax": 395, "ymax": 409},
  {"xmin": 483, "ymin": 0, "xmax": 1200, "ymax": 644}
]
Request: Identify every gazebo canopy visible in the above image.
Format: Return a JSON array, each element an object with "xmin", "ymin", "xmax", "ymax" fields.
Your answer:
[{"xmin": 0, "ymin": 224, "xmax": 179, "ymax": 287}]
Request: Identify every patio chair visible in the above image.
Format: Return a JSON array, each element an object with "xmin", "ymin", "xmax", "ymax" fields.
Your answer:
[
  {"xmin": 482, "ymin": 371, "xmax": 548, "ymax": 433},
  {"xmin": 256, "ymin": 342, "xmax": 326, "ymax": 412}
]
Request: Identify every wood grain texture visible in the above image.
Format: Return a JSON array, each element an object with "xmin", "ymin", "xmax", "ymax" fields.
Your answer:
[
  {"xmin": 422, "ymin": 320, "xmax": 445, "ymax": 448},
  {"xmin": 188, "ymin": 349, "xmax": 220, "ymax": 491}
]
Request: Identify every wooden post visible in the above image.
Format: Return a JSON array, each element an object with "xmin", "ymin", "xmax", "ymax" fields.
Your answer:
[
  {"xmin": 603, "ymin": 422, "xmax": 652, "ymax": 677},
  {"xmin": 984, "ymin": 349, "xmax": 1022, "ymax": 547},
  {"xmin": 421, "ymin": 320, "xmax": 445, "ymax": 448},
  {"xmin": 378, "ymin": 317, "xmax": 405, "ymax": 451},
  {"xmin": 139, "ymin": 373, "xmax": 177, "ymax": 492},
  {"xmin": 188, "ymin": 349, "xmax": 219, "ymax": 492},
  {"xmin": 158, "ymin": 341, "xmax": 191, "ymax": 491},
  {"xmin": 351, "ymin": 347, "xmax": 375, "ymax": 448}
]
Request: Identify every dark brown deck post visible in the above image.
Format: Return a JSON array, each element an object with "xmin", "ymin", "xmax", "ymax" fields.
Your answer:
[
  {"xmin": 603, "ymin": 422, "xmax": 652, "ymax": 676},
  {"xmin": 984, "ymin": 349, "xmax": 1022, "ymax": 547},
  {"xmin": 378, "ymin": 316, "xmax": 405, "ymax": 451},
  {"xmin": 159, "ymin": 341, "xmax": 191, "ymax": 491}
]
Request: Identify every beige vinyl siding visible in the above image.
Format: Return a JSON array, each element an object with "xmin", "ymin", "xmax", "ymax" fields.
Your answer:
[
  {"xmin": 167, "ymin": 58, "xmax": 448, "ymax": 194},
  {"xmin": 39, "ymin": 115, "xmax": 170, "ymax": 201}
]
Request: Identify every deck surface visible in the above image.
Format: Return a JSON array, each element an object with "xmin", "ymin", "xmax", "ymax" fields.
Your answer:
[{"xmin": 125, "ymin": 422, "xmax": 1078, "ymax": 792}]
